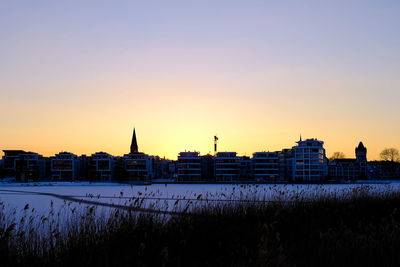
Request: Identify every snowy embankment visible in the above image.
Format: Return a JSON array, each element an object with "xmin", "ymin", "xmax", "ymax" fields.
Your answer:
[
  {"xmin": 0, "ymin": 182, "xmax": 400, "ymax": 237},
  {"xmin": 1, "ymin": 182, "xmax": 400, "ymax": 219}
]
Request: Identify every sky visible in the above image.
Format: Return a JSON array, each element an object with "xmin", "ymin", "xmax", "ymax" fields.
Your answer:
[{"xmin": 1, "ymin": 0, "xmax": 400, "ymax": 160}]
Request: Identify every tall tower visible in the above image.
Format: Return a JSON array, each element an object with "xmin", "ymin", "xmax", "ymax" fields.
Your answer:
[
  {"xmin": 355, "ymin": 141, "xmax": 367, "ymax": 162},
  {"xmin": 130, "ymin": 127, "xmax": 138, "ymax": 154},
  {"xmin": 355, "ymin": 141, "xmax": 367, "ymax": 179}
]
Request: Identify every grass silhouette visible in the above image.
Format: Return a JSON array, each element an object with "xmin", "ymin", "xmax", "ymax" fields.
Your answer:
[{"xmin": 1, "ymin": 186, "xmax": 400, "ymax": 266}]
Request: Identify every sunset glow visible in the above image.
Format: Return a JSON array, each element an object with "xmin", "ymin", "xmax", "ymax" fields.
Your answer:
[{"xmin": 1, "ymin": 1, "xmax": 400, "ymax": 160}]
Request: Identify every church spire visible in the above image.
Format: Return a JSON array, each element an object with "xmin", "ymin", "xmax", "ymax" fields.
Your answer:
[
  {"xmin": 300, "ymin": 134, "xmax": 302, "ymax": 142},
  {"xmin": 130, "ymin": 127, "xmax": 138, "ymax": 153}
]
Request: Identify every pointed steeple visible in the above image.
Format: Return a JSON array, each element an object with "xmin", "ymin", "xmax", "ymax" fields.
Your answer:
[
  {"xmin": 299, "ymin": 134, "xmax": 302, "ymax": 142},
  {"xmin": 130, "ymin": 127, "xmax": 138, "ymax": 153}
]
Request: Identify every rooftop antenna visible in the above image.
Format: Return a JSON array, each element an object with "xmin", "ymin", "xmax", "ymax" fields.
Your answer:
[{"xmin": 214, "ymin": 135, "xmax": 218, "ymax": 156}]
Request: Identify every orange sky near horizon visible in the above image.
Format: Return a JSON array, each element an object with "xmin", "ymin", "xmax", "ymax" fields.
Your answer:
[
  {"xmin": 0, "ymin": 77, "xmax": 397, "ymax": 161},
  {"xmin": 1, "ymin": 1, "xmax": 400, "ymax": 161}
]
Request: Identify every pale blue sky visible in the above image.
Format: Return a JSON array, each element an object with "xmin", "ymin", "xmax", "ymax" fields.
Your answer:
[{"xmin": 1, "ymin": 1, "xmax": 400, "ymax": 159}]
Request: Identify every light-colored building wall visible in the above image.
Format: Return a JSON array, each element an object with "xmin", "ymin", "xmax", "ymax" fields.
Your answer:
[{"xmin": 292, "ymin": 139, "xmax": 327, "ymax": 182}]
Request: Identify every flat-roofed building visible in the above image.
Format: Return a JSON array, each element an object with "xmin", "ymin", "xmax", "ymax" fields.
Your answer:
[
  {"xmin": 215, "ymin": 152, "xmax": 240, "ymax": 182},
  {"xmin": 51, "ymin": 152, "xmax": 79, "ymax": 181},
  {"xmin": 201, "ymin": 154, "xmax": 215, "ymax": 182},
  {"xmin": 279, "ymin": 149, "xmax": 294, "ymax": 182},
  {"xmin": 240, "ymin": 156, "xmax": 252, "ymax": 181},
  {"xmin": 252, "ymin": 152, "xmax": 280, "ymax": 182},
  {"xmin": 177, "ymin": 151, "xmax": 201, "ymax": 181},
  {"xmin": 122, "ymin": 152, "xmax": 153, "ymax": 182},
  {"xmin": 367, "ymin": 161, "xmax": 400, "ymax": 180},
  {"xmin": 153, "ymin": 156, "xmax": 174, "ymax": 179},
  {"xmin": 76, "ymin": 155, "xmax": 88, "ymax": 180},
  {"xmin": 2, "ymin": 150, "xmax": 25, "ymax": 175},
  {"xmin": 88, "ymin": 152, "xmax": 115, "ymax": 181},
  {"xmin": 2, "ymin": 150, "xmax": 47, "ymax": 182},
  {"xmin": 169, "ymin": 160, "xmax": 178, "ymax": 180},
  {"xmin": 292, "ymin": 138, "xmax": 327, "ymax": 182}
]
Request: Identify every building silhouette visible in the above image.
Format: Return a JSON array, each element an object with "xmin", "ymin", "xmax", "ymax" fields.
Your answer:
[
  {"xmin": 130, "ymin": 128, "xmax": 138, "ymax": 154},
  {"xmin": 177, "ymin": 151, "xmax": 201, "ymax": 182},
  {"xmin": 328, "ymin": 142, "xmax": 368, "ymax": 181},
  {"xmin": 201, "ymin": 154, "xmax": 215, "ymax": 182},
  {"xmin": 87, "ymin": 152, "xmax": 115, "ymax": 181},
  {"xmin": 279, "ymin": 149, "xmax": 294, "ymax": 182},
  {"xmin": 3, "ymin": 131, "xmax": 398, "ymax": 183},
  {"xmin": 239, "ymin": 156, "xmax": 252, "ymax": 181},
  {"xmin": 252, "ymin": 152, "xmax": 280, "ymax": 182},
  {"xmin": 121, "ymin": 127, "xmax": 152, "ymax": 182},
  {"xmin": 215, "ymin": 152, "xmax": 241, "ymax": 182},
  {"xmin": 292, "ymin": 138, "xmax": 327, "ymax": 182},
  {"xmin": 2, "ymin": 150, "xmax": 47, "ymax": 182},
  {"xmin": 51, "ymin": 152, "xmax": 79, "ymax": 181}
]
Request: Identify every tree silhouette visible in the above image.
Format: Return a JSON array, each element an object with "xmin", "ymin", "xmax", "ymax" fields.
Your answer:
[
  {"xmin": 329, "ymin": 152, "xmax": 345, "ymax": 161},
  {"xmin": 380, "ymin": 148, "xmax": 400, "ymax": 162}
]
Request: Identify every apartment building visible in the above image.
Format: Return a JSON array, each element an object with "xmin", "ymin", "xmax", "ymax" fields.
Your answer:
[
  {"xmin": 215, "ymin": 152, "xmax": 240, "ymax": 182},
  {"xmin": 252, "ymin": 152, "xmax": 280, "ymax": 182},
  {"xmin": 292, "ymin": 138, "xmax": 327, "ymax": 182},
  {"xmin": 51, "ymin": 152, "xmax": 79, "ymax": 181},
  {"xmin": 88, "ymin": 152, "xmax": 115, "ymax": 181},
  {"xmin": 177, "ymin": 151, "xmax": 201, "ymax": 181}
]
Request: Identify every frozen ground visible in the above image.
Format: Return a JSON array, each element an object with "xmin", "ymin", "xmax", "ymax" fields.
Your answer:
[{"xmin": 1, "ymin": 181, "xmax": 400, "ymax": 221}]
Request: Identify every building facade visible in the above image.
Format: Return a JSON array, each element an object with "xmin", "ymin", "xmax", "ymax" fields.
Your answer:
[
  {"xmin": 215, "ymin": 152, "xmax": 240, "ymax": 182},
  {"xmin": 252, "ymin": 152, "xmax": 280, "ymax": 182},
  {"xmin": 328, "ymin": 142, "xmax": 368, "ymax": 181},
  {"xmin": 177, "ymin": 151, "xmax": 201, "ymax": 181},
  {"xmin": 279, "ymin": 149, "xmax": 294, "ymax": 181},
  {"xmin": 153, "ymin": 156, "xmax": 174, "ymax": 179},
  {"xmin": 367, "ymin": 161, "xmax": 400, "ymax": 180},
  {"xmin": 88, "ymin": 152, "xmax": 115, "ymax": 181},
  {"xmin": 51, "ymin": 152, "xmax": 79, "ymax": 181},
  {"xmin": 240, "ymin": 156, "xmax": 252, "ymax": 181},
  {"xmin": 122, "ymin": 153, "xmax": 153, "ymax": 182},
  {"xmin": 292, "ymin": 138, "xmax": 327, "ymax": 182},
  {"xmin": 2, "ymin": 150, "xmax": 47, "ymax": 182},
  {"xmin": 201, "ymin": 154, "xmax": 215, "ymax": 182}
]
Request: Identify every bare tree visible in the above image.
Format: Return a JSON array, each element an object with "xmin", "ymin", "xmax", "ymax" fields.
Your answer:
[
  {"xmin": 329, "ymin": 152, "xmax": 345, "ymax": 161},
  {"xmin": 380, "ymin": 148, "xmax": 400, "ymax": 162}
]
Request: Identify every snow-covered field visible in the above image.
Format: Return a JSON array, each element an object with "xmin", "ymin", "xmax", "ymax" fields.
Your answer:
[{"xmin": 1, "ymin": 181, "xmax": 400, "ymax": 221}]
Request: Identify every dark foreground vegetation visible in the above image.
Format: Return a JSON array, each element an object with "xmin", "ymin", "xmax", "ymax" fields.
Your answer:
[{"xmin": 2, "ymin": 194, "xmax": 400, "ymax": 266}]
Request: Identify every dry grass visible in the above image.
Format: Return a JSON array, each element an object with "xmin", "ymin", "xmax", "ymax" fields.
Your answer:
[{"xmin": 1, "ymin": 185, "xmax": 400, "ymax": 266}]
